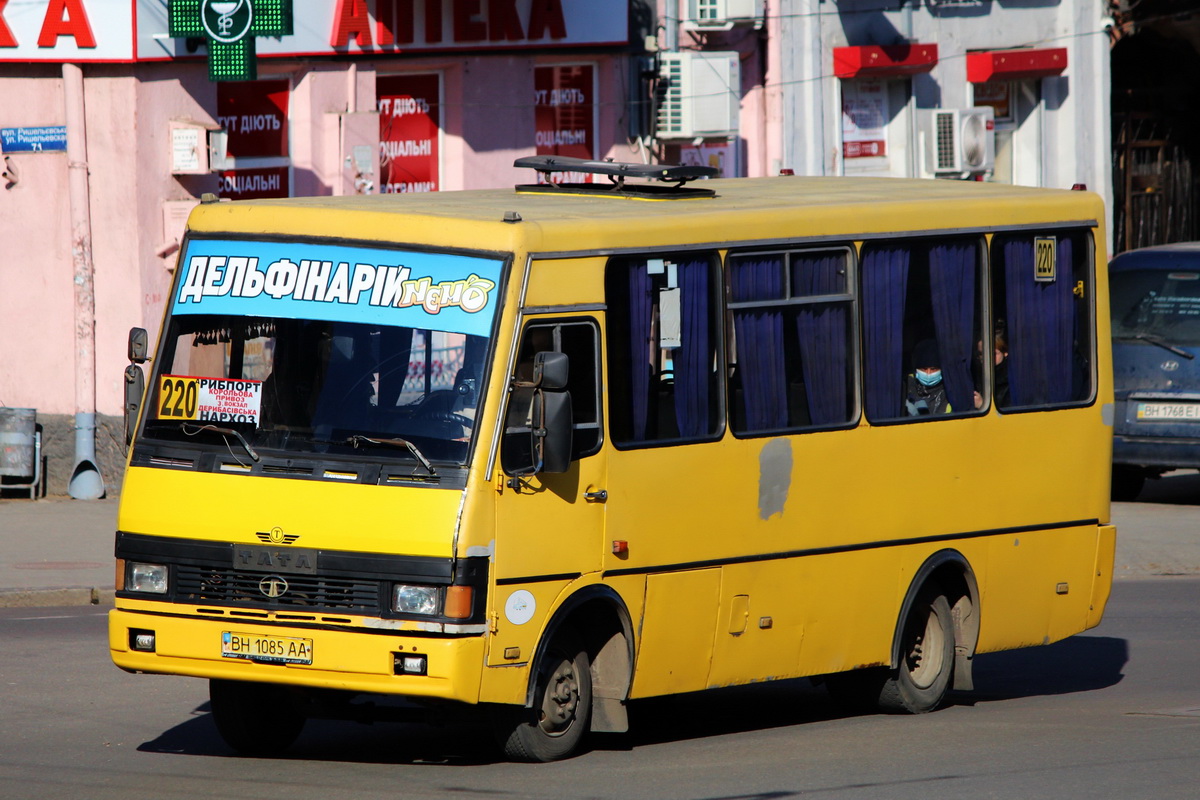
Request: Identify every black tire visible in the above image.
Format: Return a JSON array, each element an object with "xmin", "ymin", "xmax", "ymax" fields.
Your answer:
[
  {"xmin": 495, "ymin": 633, "xmax": 592, "ymax": 762},
  {"xmin": 1111, "ymin": 465, "xmax": 1146, "ymax": 502},
  {"xmin": 209, "ymin": 679, "xmax": 306, "ymax": 756},
  {"xmin": 878, "ymin": 588, "xmax": 955, "ymax": 714}
]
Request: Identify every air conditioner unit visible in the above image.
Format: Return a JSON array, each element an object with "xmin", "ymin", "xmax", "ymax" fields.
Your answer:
[
  {"xmin": 682, "ymin": 0, "xmax": 764, "ymax": 31},
  {"xmin": 920, "ymin": 107, "xmax": 995, "ymax": 175},
  {"xmin": 656, "ymin": 51, "xmax": 741, "ymax": 140}
]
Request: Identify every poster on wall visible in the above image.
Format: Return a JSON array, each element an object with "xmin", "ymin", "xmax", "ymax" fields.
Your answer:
[
  {"xmin": 534, "ymin": 64, "xmax": 595, "ymax": 183},
  {"xmin": 677, "ymin": 141, "xmax": 738, "ymax": 177},
  {"xmin": 378, "ymin": 74, "xmax": 441, "ymax": 193},
  {"xmin": 841, "ymin": 79, "xmax": 888, "ymax": 160},
  {"xmin": 216, "ymin": 80, "xmax": 290, "ymax": 199}
]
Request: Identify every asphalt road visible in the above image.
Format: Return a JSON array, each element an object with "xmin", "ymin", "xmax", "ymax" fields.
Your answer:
[{"xmin": 1, "ymin": 574, "xmax": 1198, "ymax": 800}]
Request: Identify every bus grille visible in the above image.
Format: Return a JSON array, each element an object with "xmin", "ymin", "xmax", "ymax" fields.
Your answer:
[{"xmin": 175, "ymin": 565, "xmax": 382, "ymax": 612}]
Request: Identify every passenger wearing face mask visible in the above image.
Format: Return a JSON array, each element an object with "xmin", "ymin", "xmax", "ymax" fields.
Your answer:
[{"xmin": 904, "ymin": 338, "xmax": 950, "ymax": 416}]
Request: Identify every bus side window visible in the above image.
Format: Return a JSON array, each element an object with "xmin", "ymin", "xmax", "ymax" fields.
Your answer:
[
  {"xmin": 605, "ymin": 254, "xmax": 723, "ymax": 446},
  {"xmin": 991, "ymin": 231, "xmax": 1094, "ymax": 409},
  {"xmin": 727, "ymin": 248, "xmax": 855, "ymax": 434},
  {"xmin": 862, "ymin": 238, "xmax": 984, "ymax": 421},
  {"xmin": 512, "ymin": 320, "xmax": 602, "ymax": 460}
]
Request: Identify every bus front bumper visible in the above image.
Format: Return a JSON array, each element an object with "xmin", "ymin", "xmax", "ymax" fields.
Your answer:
[{"xmin": 109, "ymin": 606, "xmax": 486, "ymax": 703}]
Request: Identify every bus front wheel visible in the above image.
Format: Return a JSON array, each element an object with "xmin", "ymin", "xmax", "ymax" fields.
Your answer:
[
  {"xmin": 879, "ymin": 587, "xmax": 955, "ymax": 714},
  {"xmin": 209, "ymin": 678, "xmax": 306, "ymax": 756},
  {"xmin": 495, "ymin": 632, "xmax": 592, "ymax": 762}
]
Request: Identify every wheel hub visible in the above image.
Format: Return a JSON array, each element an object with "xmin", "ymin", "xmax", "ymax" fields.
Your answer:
[{"xmin": 538, "ymin": 659, "xmax": 580, "ymax": 736}]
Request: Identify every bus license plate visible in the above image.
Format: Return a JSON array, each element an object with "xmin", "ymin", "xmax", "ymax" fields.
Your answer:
[
  {"xmin": 1137, "ymin": 403, "xmax": 1200, "ymax": 421},
  {"xmin": 221, "ymin": 631, "xmax": 313, "ymax": 665}
]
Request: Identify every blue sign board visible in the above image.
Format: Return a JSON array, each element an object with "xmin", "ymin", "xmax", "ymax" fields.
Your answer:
[
  {"xmin": 173, "ymin": 238, "xmax": 503, "ymax": 338},
  {"xmin": 0, "ymin": 126, "xmax": 68, "ymax": 153}
]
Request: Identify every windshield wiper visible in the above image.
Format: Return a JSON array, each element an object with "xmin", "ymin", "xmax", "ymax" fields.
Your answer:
[
  {"xmin": 1115, "ymin": 332, "xmax": 1196, "ymax": 360},
  {"xmin": 346, "ymin": 435, "xmax": 438, "ymax": 477},
  {"xmin": 179, "ymin": 422, "xmax": 261, "ymax": 462}
]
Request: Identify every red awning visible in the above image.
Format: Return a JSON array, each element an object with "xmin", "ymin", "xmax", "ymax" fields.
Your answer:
[
  {"xmin": 833, "ymin": 44, "xmax": 938, "ymax": 79},
  {"xmin": 966, "ymin": 48, "xmax": 1068, "ymax": 83}
]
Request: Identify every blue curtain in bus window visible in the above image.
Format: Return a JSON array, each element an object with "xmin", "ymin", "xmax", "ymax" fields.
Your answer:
[
  {"xmin": 674, "ymin": 260, "xmax": 711, "ymax": 438},
  {"xmin": 929, "ymin": 242, "xmax": 976, "ymax": 413},
  {"xmin": 1004, "ymin": 238, "xmax": 1074, "ymax": 405},
  {"xmin": 862, "ymin": 246, "xmax": 910, "ymax": 419},
  {"xmin": 794, "ymin": 253, "xmax": 849, "ymax": 425},
  {"xmin": 731, "ymin": 257, "xmax": 787, "ymax": 431},
  {"xmin": 629, "ymin": 262, "xmax": 654, "ymax": 440}
]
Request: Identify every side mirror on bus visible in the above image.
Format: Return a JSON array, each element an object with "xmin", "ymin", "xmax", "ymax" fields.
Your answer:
[
  {"xmin": 502, "ymin": 351, "xmax": 573, "ymax": 477},
  {"xmin": 128, "ymin": 327, "xmax": 149, "ymax": 364},
  {"xmin": 124, "ymin": 327, "xmax": 149, "ymax": 452},
  {"xmin": 533, "ymin": 351, "xmax": 569, "ymax": 390}
]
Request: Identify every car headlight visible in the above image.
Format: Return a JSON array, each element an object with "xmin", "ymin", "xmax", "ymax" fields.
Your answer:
[
  {"xmin": 393, "ymin": 584, "xmax": 440, "ymax": 615},
  {"xmin": 127, "ymin": 562, "xmax": 168, "ymax": 594}
]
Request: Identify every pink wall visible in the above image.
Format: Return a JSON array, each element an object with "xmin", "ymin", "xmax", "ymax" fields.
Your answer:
[{"xmin": 1, "ymin": 66, "xmax": 81, "ymax": 416}]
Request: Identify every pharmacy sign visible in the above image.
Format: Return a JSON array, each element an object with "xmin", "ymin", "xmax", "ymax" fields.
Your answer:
[{"xmin": 168, "ymin": 0, "xmax": 293, "ymax": 81}]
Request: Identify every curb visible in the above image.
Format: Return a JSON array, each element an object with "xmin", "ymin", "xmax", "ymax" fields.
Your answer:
[{"xmin": 0, "ymin": 587, "xmax": 115, "ymax": 608}]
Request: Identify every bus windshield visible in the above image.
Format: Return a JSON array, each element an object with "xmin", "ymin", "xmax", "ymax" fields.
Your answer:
[
  {"xmin": 1111, "ymin": 269, "xmax": 1200, "ymax": 347},
  {"xmin": 140, "ymin": 237, "xmax": 504, "ymax": 468}
]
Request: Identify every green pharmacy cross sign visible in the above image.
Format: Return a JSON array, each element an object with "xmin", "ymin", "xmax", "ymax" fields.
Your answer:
[{"xmin": 169, "ymin": 0, "xmax": 293, "ymax": 82}]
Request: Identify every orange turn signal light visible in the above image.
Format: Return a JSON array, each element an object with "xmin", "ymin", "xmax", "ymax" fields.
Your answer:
[{"xmin": 444, "ymin": 586, "xmax": 473, "ymax": 619}]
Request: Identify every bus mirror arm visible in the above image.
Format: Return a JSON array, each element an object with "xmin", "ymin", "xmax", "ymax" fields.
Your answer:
[
  {"xmin": 123, "ymin": 363, "xmax": 145, "ymax": 453},
  {"xmin": 123, "ymin": 327, "xmax": 150, "ymax": 452}
]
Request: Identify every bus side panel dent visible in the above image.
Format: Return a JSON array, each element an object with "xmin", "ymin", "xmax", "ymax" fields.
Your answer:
[{"xmin": 629, "ymin": 569, "xmax": 721, "ymax": 699}]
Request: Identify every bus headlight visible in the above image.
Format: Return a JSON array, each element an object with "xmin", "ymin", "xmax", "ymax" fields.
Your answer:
[
  {"xmin": 393, "ymin": 584, "xmax": 439, "ymax": 615},
  {"xmin": 127, "ymin": 562, "xmax": 168, "ymax": 594}
]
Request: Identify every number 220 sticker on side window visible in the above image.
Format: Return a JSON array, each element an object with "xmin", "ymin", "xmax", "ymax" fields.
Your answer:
[{"xmin": 157, "ymin": 375, "xmax": 264, "ymax": 425}]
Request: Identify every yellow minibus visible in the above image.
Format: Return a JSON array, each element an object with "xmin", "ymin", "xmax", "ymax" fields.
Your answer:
[{"xmin": 110, "ymin": 158, "xmax": 1115, "ymax": 761}]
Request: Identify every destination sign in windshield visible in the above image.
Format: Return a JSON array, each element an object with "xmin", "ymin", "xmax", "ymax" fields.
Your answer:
[{"xmin": 173, "ymin": 239, "xmax": 503, "ymax": 338}]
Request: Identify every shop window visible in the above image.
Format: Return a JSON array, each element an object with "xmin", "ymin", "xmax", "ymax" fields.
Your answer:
[
  {"xmin": 726, "ymin": 248, "xmax": 856, "ymax": 434},
  {"xmin": 534, "ymin": 65, "xmax": 596, "ymax": 183},
  {"xmin": 606, "ymin": 254, "xmax": 723, "ymax": 446},
  {"xmin": 377, "ymin": 73, "xmax": 441, "ymax": 193},
  {"xmin": 215, "ymin": 80, "xmax": 290, "ymax": 200},
  {"xmin": 862, "ymin": 237, "xmax": 985, "ymax": 421}
]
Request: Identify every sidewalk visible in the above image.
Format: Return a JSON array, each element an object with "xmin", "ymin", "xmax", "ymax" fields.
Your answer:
[
  {"xmin": 0, "ymin": 496, "xmax": 119, "ymax": 607},
  {"xmin": 0, "ymin": 480, "xmax": 1197, "ymax": 608}
]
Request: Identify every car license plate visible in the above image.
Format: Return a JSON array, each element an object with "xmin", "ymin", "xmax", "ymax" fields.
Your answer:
[
  {"xmin": 221, "ymin": 631, "xmax": 313, "ymax": 665},
  {"xmin": 1137, "ymin": 402, "xmax": 1200, "ymax": 421}
]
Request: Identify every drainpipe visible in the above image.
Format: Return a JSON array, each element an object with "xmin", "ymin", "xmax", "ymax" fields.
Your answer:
[{"xmin": 63, "ymin": 62, "xmax": 104, "ymax": 500}]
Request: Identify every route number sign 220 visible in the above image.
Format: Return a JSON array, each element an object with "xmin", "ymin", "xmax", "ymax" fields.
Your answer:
[{"xmin": 158, "ymin": 376, "xmax": 200, "ymax": 419}]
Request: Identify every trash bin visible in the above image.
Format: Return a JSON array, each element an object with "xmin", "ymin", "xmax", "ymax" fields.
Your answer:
[
  {"xmin": 0, "ymin": 407, "xmax": 42, "ymax": 498},
  {"xmin": 0, "ymin": 407, "xmax": 36, "ymax": 477}
]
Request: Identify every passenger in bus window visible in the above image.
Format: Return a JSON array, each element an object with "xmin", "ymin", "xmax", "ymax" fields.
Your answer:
[
  {"xmin": 905, "ymin": 339, "xmax": 950, "ymax": 416},
  {"xmin": 974, "ymin": 320, "xmax": 1010, "ymax": 409}
]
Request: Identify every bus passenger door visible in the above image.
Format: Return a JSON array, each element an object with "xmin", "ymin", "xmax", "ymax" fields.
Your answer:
[{"xmin": 489, "ymin": 317, "xmax": 606, "ymax": 666}]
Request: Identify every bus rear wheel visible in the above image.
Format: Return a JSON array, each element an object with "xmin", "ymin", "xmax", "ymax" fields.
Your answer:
[
  {"xmin": 879, "ymin": 587, "xmax": 955, "ymax": 714},
  {"xmin": 209, "ymin": 678, "xmax": 306, "ymax": 756},
  {"xmin": 495, "ymin": 632, "xmax": 592, "ymax": 762}
]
